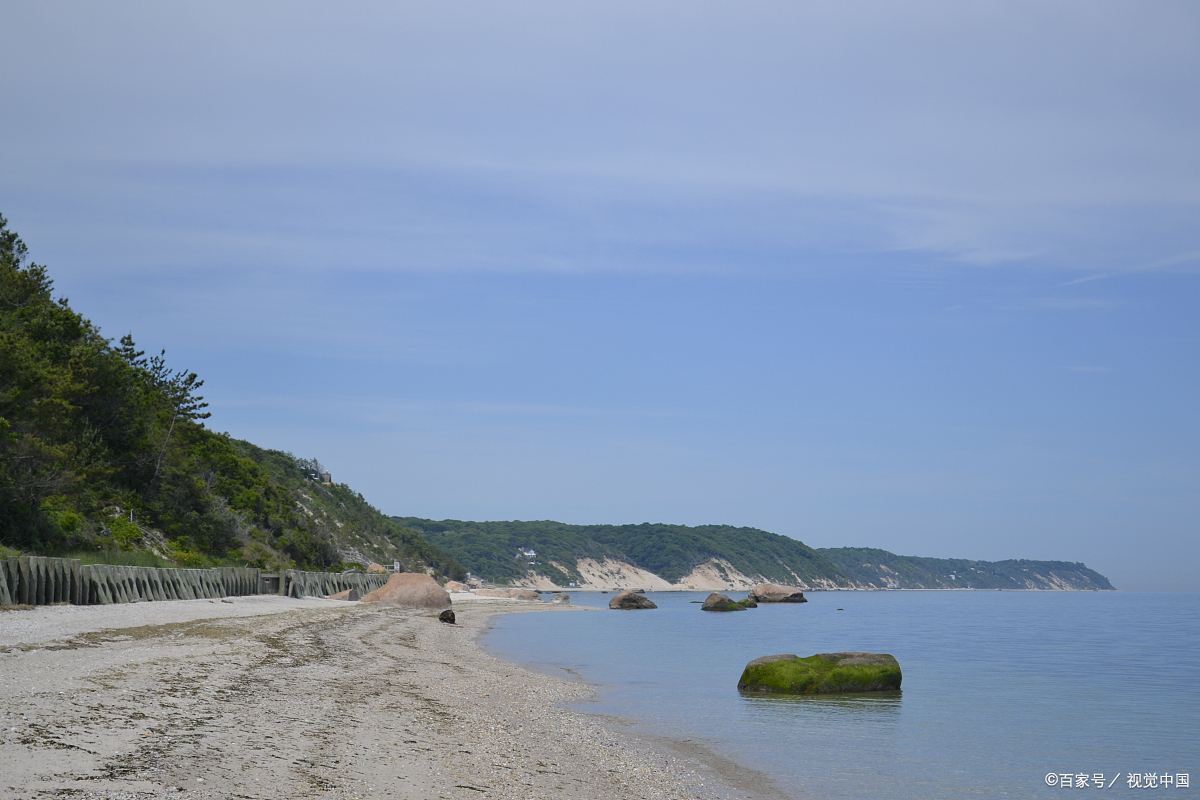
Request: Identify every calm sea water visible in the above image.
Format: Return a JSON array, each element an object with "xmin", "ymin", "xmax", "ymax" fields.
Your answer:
[{"xmin": 482, "ymin": 590, "xmax": 1200, "ymax": 799}]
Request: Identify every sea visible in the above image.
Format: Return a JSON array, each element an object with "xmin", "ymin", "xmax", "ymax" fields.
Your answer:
[{"xmin": 482, "ymin": 589, "xmax": 1199, "ymax": 799}]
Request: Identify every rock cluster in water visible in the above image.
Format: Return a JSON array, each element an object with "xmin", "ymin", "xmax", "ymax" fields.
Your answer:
[
  {"xmin": 747, "ymin": 583, "xmax": 807, "ymax": 603},
  {"xmin": 737, "ymin": 652, "xmax": 902, "ymax": 694},
  {"xmin": 700, "ymin": 592, "xmax": 756, "ymax": 611}
]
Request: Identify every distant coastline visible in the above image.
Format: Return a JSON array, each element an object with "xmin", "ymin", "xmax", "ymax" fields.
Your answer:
[{"xmin": 399, "ymin": 517, "xmax": 1115, "ymax": 593}]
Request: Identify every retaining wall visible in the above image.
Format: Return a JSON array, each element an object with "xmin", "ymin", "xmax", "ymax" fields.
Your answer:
[
  {"xmin": 0, "ymin": 557, "xmax": 393, "ymax": 606},
  {"xmin": 0, "ymin": 557, "xmax": 266, "ymax": 606},
  {"xmin": 285, "ymin": 570, "xmax": 389, "ymax": 599}
]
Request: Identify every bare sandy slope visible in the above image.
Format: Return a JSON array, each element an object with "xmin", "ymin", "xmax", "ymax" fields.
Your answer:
[{"xmin": 0, "ymin": 596, "xmax": 730, "ymax": 800}]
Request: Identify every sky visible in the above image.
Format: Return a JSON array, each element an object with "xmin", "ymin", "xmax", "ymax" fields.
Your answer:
[{"xmin": 1, "ymin": 1, "xmax": 1197, "ymax": 590}]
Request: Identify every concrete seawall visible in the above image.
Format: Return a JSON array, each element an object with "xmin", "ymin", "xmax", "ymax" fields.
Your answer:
[
  {"xmin": 284, "ymin": 569, "xmax": 388, "ymax": 599},
  {"xmin": 0, "ymin": 557, "xmax": 390, "ymax": 606}
]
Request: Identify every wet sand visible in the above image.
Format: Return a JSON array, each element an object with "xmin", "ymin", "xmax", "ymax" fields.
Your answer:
[{"xmin": 0, "ymin": 595, "xmax": 746, "ymax": 800}]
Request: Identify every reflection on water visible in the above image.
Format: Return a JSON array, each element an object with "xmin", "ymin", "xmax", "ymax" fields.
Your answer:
[
  {"xmin": 739, "ymin": 689, "xmax": 902, "ymax": 718},
  {"xmin": 484, "ymin": 590, "xmax": 1200, "ymax": 800}
]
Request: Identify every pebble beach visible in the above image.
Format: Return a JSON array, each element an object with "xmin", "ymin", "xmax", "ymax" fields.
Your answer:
[{"xmin": 0, "ymin": 594, "xmax": 734, "ymax": 800}]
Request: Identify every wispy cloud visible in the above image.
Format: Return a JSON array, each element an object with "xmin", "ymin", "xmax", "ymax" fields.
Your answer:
[
  {"xmin": 1056, "ymin": 249, "xmax": 1200, "ymax": 288},
  {"xmin": 1026, "ymin": 298, "xmax": 1121, "ymax": 311},
  {"xmin": 1056, "ymin": 273, "xmax": 1110, "ymax": 288}
]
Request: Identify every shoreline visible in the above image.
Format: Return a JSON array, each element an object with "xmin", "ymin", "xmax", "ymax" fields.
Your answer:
[
  {"xmin": 474, "ymin": 604, "xmax": 782, "ymax": 800},
  {"xmin": 503, "ymin": 586, "xmax": 1114, "ymax": 592},
  {"xmin": 0, "ymin": 595, "xmax": 760, "ymax": 800}
]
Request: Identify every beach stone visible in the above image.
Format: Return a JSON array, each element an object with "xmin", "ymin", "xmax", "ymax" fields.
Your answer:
[
  {"xmin": 438, "ymin": 609, "xmax": 456, "ymax": 624},
  {"xmin": 609, "ymin": 590, "xmax": 657, "ymax": 610},
  {"xmin": 366, "ymin": 563, "xmax": 388, "ymax": 574},
  {"xmin": 444, "ymin": 581, "xmax": 470, "ymax": 593},
  {"xmin": 476, "ymin": 588, "xmax": 542, "ymax": 601},
  {"xmin": 747, "ymin": 583, "xmax": 807, "ymax": 603},
  {"xmin": 360, "ymin": 572, "xmax": 451, "ymax": 610},
  {"xmin": 550, "ymin": 593, "xmax": 571, "ymax": 605},
  {"xmin": 701, "ymin": 592, "xmax": 752, "ymax": 611},
  {"xmin": 737, "ymin": 652, "xmax": 902, "ymax": 694},
  {"xmin": 329, "ymin": 588, "xmax": 360, "ymax": 601}
]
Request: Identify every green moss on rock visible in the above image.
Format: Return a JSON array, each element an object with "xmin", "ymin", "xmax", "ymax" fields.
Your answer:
[
  {"xmin": 737, "ymin": 652, "xmax": 901, "ymax": 694},
  {"xmin": 701, "ymin": 592, "xmax": 757, "ymax": 611}
]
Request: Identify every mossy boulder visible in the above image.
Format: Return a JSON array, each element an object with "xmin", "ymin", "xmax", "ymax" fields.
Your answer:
[
  {"xmin": 701, "ymin": 592, "xmax": 756, "ymax": 611},
  {"xmin": 737, "ymin": 652, "xmax": 901, "ymax": 694},
  {"xmin": 609, "ymin": 590, "xmax": 657, "ymax": 609}
]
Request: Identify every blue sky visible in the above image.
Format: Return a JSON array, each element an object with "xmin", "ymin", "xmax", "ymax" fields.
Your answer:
[{"xmin": 2, "ymin": 1, "xmax": 1197, "ymax": 590}]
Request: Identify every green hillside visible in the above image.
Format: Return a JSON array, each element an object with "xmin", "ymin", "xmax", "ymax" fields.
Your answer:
[
  {"xmin": 394, "ymin": 517, "xmax": 848, "ymax": 586},
  {"xmin": 817, "ymin": 548, "xmax": 1114, "ymax": 590},
  {"xmin": 0, "ymin": 214, "xmax": 462, "ymax": 578},
  {"xmin": 398, "ymin": 517, "xmax": 1115, "ymax": 591}
]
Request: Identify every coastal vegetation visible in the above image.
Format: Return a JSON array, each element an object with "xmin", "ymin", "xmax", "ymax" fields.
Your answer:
[
  {"xmin": 817, "ymin": 548, "xmax": 1114, "ymax": 590},
  {"xmin": 402, "ymin": 518, "xmax": 1115, "ymax": 590},
  {"xmin": 395, "ymin": 517, "xmax": 844, "ymax": 586},
  {"xmin": 0, "ymin": 215, "xmax": 463, "ymax": 578}
]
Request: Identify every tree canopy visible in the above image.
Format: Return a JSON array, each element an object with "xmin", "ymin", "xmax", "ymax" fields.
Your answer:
[{"xmin": 0, "ymin": 214, "xmax": 462, "ymax": 578}]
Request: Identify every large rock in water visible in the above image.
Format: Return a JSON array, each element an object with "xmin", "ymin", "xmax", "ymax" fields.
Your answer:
[
  {"xmin": 366, "ymin": 562, "xmax": 389, "ymax": 574},
  {"xmin": 701, "ymin": 592, "xmax": 754, "ymax": 611},
  {"xmin": 747, "ymin": 584, "xmax": 807, "ymax": 603},
  {"xmin": 609, "ymin": 590, "xmax": 657, "ymax": 610},
  {"xmin": 476, "ymin": 588, "xmax": 543, "ymax": 601},
  {"xmin": 360, "ymin": 573, "xmax": 451, "ymax": 610},
  {"xmin": 737, "ymin": 652, "xmax": 901, "ymax": 694},
  {"xmin": 550, "ymin": 592, "xmax": 571, "ymax": 605}
]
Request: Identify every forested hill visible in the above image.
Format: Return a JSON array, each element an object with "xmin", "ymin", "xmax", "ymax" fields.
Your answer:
[
  {"xmin": 817, "ymin": 548, "xmax": 1114, "ymax": 590},
  {"xmin": 395, "ymin": 518, "xmax": 845, "ymax": 587},
  {"xmin": 0, "ymin": 215, "xmax": 463, "ymax": 578},
  {"xmin": 398, "ymin": 517, "xmax": 1115, "ymax": 590}
]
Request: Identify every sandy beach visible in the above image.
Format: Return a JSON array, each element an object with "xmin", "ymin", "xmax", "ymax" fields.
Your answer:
[{"xmin": 0, "ymin": 595, "xmax": 743, "ymax": 800}]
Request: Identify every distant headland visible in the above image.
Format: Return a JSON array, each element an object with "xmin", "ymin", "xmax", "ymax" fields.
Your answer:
[{"xmin": 395, "ymin": 518, "xmax": 1115, "ymax": 592}]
